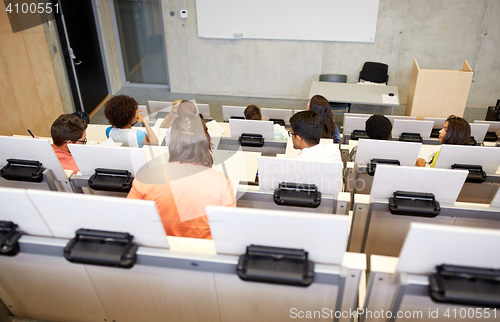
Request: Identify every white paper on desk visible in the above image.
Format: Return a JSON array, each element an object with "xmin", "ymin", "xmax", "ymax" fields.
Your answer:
[
  {"xmin": 381, "ymin": 94, "xmax": 399, "ymax": 105},
  {"xmin": 206, "ymin": 120, "xmax": 225, "ymax": 136},
  {"xmin": 98, "ymin": 137, "xmax": 116, "ymax": 147},
  {"xmin": 212, "ymin": 150, "xmax": 259, "ymax": 182},
  {"xmin": 357, "ymin": 81, "xmax": 385, "ymax": 85},
  {"xmin": 418, "ymin": 145, "xmax": 440, "ymax": 161}
]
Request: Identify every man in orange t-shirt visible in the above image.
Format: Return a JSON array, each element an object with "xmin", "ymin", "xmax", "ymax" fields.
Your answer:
[{"xmin": 50, "ymin": 114, "xmax": 88, "ymax": 173}]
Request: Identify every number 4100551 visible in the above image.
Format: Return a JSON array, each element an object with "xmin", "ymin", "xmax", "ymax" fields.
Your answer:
[
  {"xmin": 6, "ymin": 2, "xmax": 58, "ymax": 14},
  {"xmin": 444, "ymin": 308, "xmax": 496, "ymax": 319}
]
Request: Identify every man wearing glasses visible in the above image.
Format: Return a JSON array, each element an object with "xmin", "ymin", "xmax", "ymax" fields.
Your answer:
[
  {"xmin": 51, "ymin": 114, "xmax": 88, "ymax": 173},
  {"xmin": 288, "ymin": 110, "xmax": 341, "ymax": 162}
]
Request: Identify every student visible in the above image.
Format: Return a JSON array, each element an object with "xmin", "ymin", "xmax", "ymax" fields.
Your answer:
[
  {"xmin": 159, "ymin": 99, "xmax": 183, "ymax": 128},
  {"xmin": 288, "ymin": 110, "xmax": 341, "ymax": 162},
  {"xmin": 416, "ymin": 115, "xmax": 471, "ymax": 167},
  {"xmin": 50, "ymin": 114, "xmax": 88, "ymax": 173},
  {"xmin": 348, "ymin": 114, "xmax": 392, "ymax": 162},
  {"xmin": 243, "ymin": 105, "xmax": 287, "ymax": 140},
  {"xmin": 177, "ymin": 100, "xmax": 198, "ymax": 116},
  {"xmin": 162, "ymin": 100, "xmax": 201, "ymax": 146},
  {"xmin": 104, "ymin": 95, "xmax": 158, "ymax": 147},
  {"xmin": 307, "ymin": 95, "xmax": 341, "ymax": 143},
  {"xmin": 127, "ymin": 113, "xmax": 235, "ymax": 239}
]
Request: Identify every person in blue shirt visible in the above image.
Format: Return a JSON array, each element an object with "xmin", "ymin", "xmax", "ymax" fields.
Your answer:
[
  {"xmin": 104, "ymin": 95, "xmax": 158, "ymax": 148},
  {"xmin": 307, "ymin": 95, "xmax": 341, "ymax": 143}
]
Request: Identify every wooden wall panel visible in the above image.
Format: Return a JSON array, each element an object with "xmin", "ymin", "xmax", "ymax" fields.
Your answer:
[
  {"xmin": 405, "ymin": 59, "xmax": 473, "ymax": 119},
  {"xmin": 23, "ymin": 26, "xmax": 64, "ymax": 127},
  {"xmin": 0, "ymin": 10, "xmax": 48, "ymax": 136},
  {"xmin": 0, "ymin": 47, "xmax": 24, "ymax": 135},
  {"xmin": 0, "ymin": 0, "xmax": 63, "ymax": 137}
]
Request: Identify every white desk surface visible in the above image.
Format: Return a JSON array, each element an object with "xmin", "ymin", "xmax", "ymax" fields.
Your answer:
[
  {"xmin": 229, "ymin": 119, "xmax": 275, "ymax": 140},
  {"xmin": 218, "ymin": 121, "xmax": 286, "ymax": 142},
  {"xmin": 258, "ymin": 156, "xmax": 343, "ymax": 195},
  {"xmin": 212, "ymin": 150, "xmax": 260, "ymax": 182},
  {"xmin": 27, "ymin": 189, "xmax": 168, "ymax": 248},
  {"xmin": 371, "ymin": 165, "xmax": 468, "ymax": 204},
  {"xmin": 207, "ymin": 206, "xmax": 350, "ymax": 265},
  {"xmin": 0, "ymin": 187, "xmax": 53, "ymax": 236},
  {"xmin": 218, "ymin": 122, "xmax": 231, "ymax": 138},
  {"xmin": 0, "ymin": 136, "xmax": 68, "ymax": 182},
  {"xmin": 391, "ymin": 119, "xmax": 434, "ymax": 139},
  {"xmin": 355, "ymin": 139, "xmax": 422, "ymax": 166},
  {"xmin": 86, "ymin": 124, "xmax": 110, "ymax": 145},
  {"xmin": 308, "ymin": 81, "xmax": 400, "ymax": 106},
  {"xmin": 397, "ymin": 222, "xmax": 500, "ymax": 275}
]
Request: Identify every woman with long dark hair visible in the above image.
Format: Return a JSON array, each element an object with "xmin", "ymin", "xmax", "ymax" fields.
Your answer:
[
  {"xmin": 416, "ymin": 115, "xmax": 471, "ymax": 167},
  {"xmin": 307, "ymin": 95, "xmax": 341, "ymax": 143}
]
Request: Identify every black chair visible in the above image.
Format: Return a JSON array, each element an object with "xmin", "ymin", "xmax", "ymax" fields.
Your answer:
[
  {"xmin": 319, "ymin": 74, "xmax": 350, "ymax": 113},
  {"xmin": 358, "ymin": 62, "xmax": 389, "ymax": 84}
]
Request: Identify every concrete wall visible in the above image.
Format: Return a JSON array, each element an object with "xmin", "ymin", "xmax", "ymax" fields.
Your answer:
[{"xmin": 160, "ymin": 0, "xmax": 499, "ymax": 108}]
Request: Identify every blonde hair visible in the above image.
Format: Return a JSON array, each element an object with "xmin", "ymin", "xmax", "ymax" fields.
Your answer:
[
  {"xmin": 171, "ymin": 99, "xmax": 183, "ymax": 113},
  {"xmin": 169, "ymin": 113, "xmax": 213, "ymax": 167},
  {"xmin": 159, "ymin": 99, "xmax": 189, "ymax": 129},
  {"xmin": 177, "ymin": 100, "xmax": 198, "ymax": 116}
]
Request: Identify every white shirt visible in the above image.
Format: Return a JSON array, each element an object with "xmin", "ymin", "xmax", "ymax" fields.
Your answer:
[{"xmin": 295, "ymin": 143, "xmax": 342, "ymax": 162}]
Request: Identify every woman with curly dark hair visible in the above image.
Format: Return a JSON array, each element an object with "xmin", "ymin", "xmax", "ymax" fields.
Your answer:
[{"xmin": 104, "ymin": 95, "xmax": 158, "ymax": 147}]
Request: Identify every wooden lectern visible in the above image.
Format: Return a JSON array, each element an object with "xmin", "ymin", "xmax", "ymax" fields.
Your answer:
[{"xmin": 405, "ymin": 59, "xmax": 473, "ymax": 119}]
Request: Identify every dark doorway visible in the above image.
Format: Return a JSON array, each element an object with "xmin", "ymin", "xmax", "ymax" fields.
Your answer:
[{"xmin": 54, "ymin": 0, "xmax": 109, "ymax": 114}]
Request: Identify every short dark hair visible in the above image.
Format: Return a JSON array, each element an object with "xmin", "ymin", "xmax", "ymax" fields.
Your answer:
[
  {"xmin": 51, "ymin": 114, "xmax": 88, "ymax": 146},
  {"xmin": 104, "ymin": 95, "xmax": 138, "ymax": 128},
  {"xmin": 244, "ymin": 105, "xmax": 262, "ymax": 120},
  {"xmin": 289, "ymin": 110, "xmax": 322, "ymax": 146},
  {"xmin": 365, "ymin": 114, "xmax": 392, "ymax": 140},
  {"xmin": 442, "ymin": 115, "xmax": 470, "ymax": 145}
]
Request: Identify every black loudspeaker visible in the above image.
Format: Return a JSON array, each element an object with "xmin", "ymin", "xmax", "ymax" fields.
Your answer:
[{"xmin": 485, "ymin": 99, "xmax": 500, "ymax": 121}]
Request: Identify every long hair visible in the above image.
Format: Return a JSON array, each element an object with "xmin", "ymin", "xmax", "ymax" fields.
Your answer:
[
  {"xmin": 308, "ymin": 95, "xmax": 337, "ymax": 140},
  {"xmin": 177, "ymin": 100, "xmax": 198, "ymax": 116},
  {"xmin": 169, "ymin": 113, "xmax": 213, "ymax": 167},
  {"xmin": 442, "ymin": 115, "xmax": 470, "ymax": 145},
  {"xmin": 160, "ymin": 99, "xmax": 185, "ymax": 128}
]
